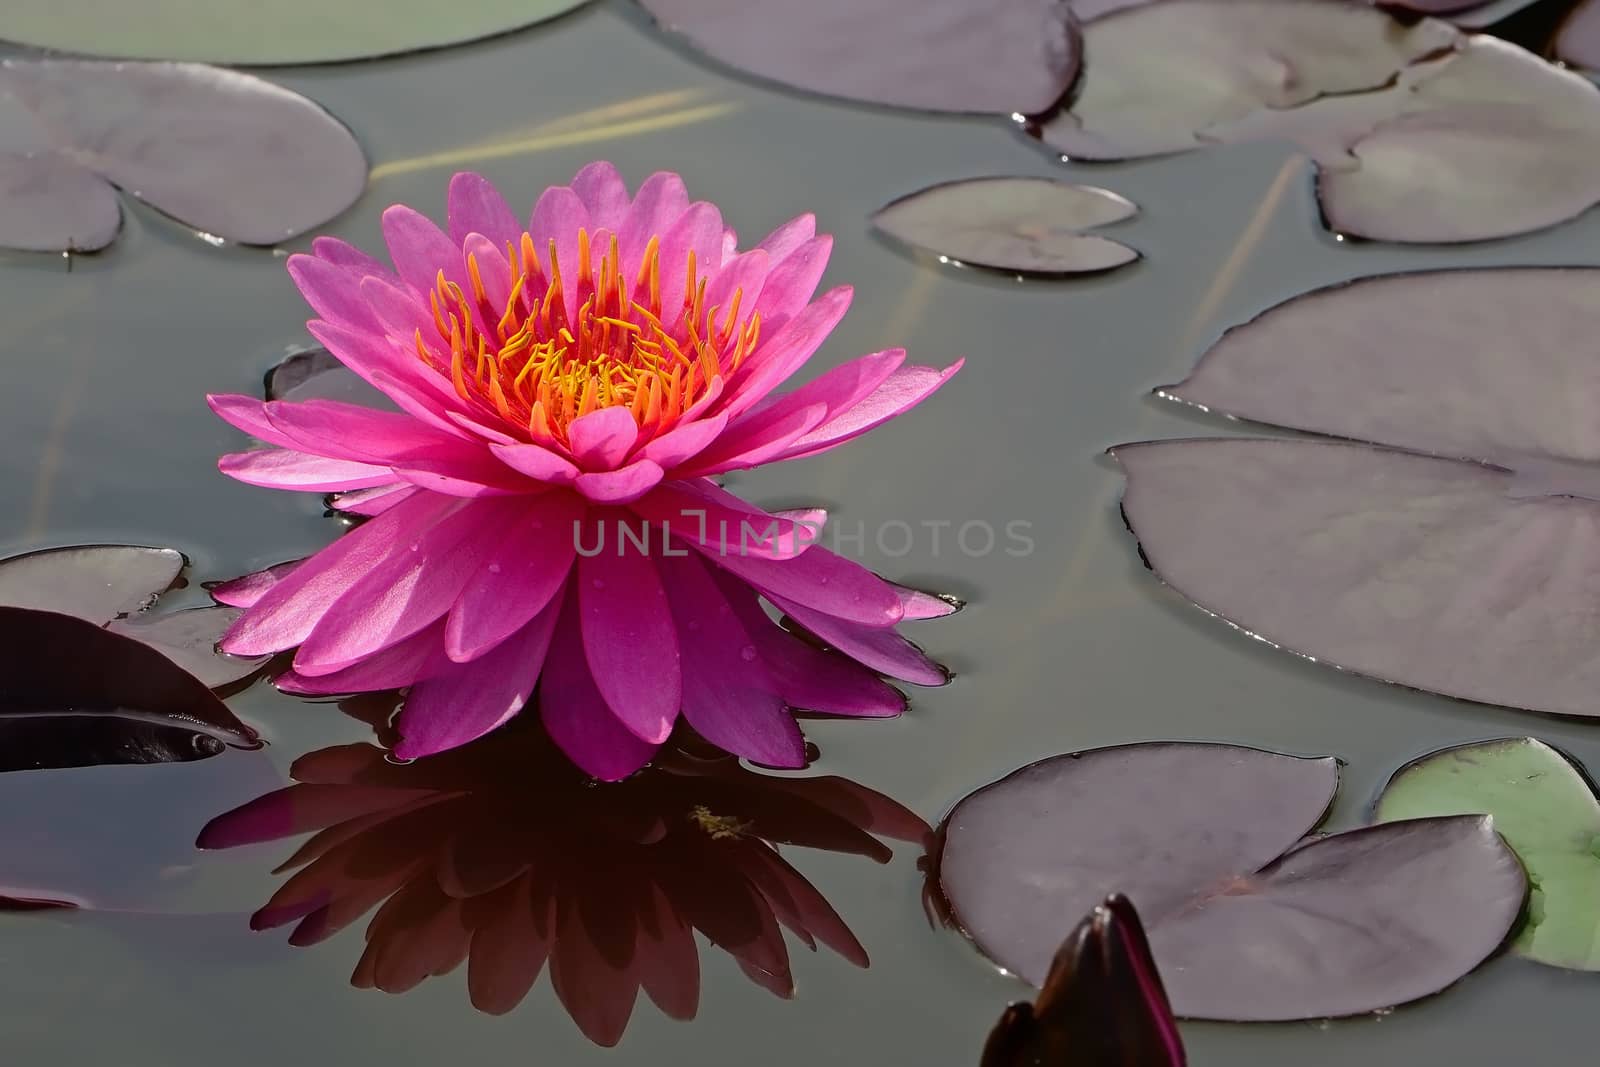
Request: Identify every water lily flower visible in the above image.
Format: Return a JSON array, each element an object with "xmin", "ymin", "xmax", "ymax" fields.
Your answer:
[
  {"xmin": 197, "ymin": 721, "xmax": 928, "ymax": 1045},
  {"xmin": 208, "ymin": 163, "xmax": 961, "ymax": 778},
  {"xmin": 981, "ymin": 894, "xmax": 1186, "ymax": 1067}
]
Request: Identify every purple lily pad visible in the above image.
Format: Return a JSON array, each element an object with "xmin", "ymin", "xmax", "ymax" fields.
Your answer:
[
  {"xmin": 0, "ymin": 545, "xmax": 266, "ymax": 688},
  {"xmin": 1038, "ymin": 0, "xmax": 1458, "ymax": 161},
  {"xmin": 981, "ymin": 894, "xmax": 1185, "ymax": 1067},
  {"xmin": 0, "ymin": 58, "xmax": 366, "ymax": 252},
  {"xmin": 0, "ymin": 609, "xmax": 277, "ymax": 911},
  {"xmin": 1038, "ymin": 1, "xmax": 1600, "ymax": 243},
  {"xmin": 873, "ymin": 178, "xmax": 1138, "ymax": 276},
  {"xmin": 0, "ymin": 607, "xmax": 254, "ymax": 744},
  {"xmin": 0, "ymin": 544, "xmax": 182, "ymax": 620},
  {"xmin": 937, "ymin": 743, "xmax": 1525, "ymax": 1020},
  {"xmin": 1136, "ymin": 267, "xmax": 1600, "ymax": 716},
  {"xmin": 1556, "ymin": 0, "xmax": 1600, "ymax": 71},
  {"xmin": 636, "ymin": 0, "xmax": 1080, "ymax": 115}
]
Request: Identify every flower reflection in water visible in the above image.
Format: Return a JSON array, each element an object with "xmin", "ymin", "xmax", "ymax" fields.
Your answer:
[{"xmin": 199, "ymin": 716, "xmax": 927, "ymax": 1045}]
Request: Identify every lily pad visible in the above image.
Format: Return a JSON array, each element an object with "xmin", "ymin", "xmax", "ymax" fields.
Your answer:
[
  {"xmin": 872, "ymin": 178, "xmax": 1138, "ymax": 276},
  {"xmin": 1556, "ymin": 0, "xmax": 1600, "ymax": 71},
  {"xmin": 0, "ymin": 607, "xmax": 276, "ymax": 910},
  {"xmin": 1137, "ymin": 268, "xmax": 1600, "ymax": 717},
  {"xmin": 937, "ymin": 742, "xmax": 1525, "ymax": 1020},
  {"xmin": 1038, "ymin": 0, "xmax": 1458, "ymax": 160},
  {"xmin": 0, "ymin": 58, "xmax": 367, "ymax": 252},
  {"xmin": 0, "ymin": 545, "xmax": 265, "ymax": 687},
  {"xmin": 981, "ymin": 894, "xmax": 1185, "ymax": 1067},
  {"xmin": 637, "ymin": 0, "xmax": 1080, "ymax": 115},
  {"xmin": 0, "ymin": 544, "xmax": 182, "ymax": 620},
  {"xmin": 1038, "ymin": 1, "xmax": 1600, "ymax": 242},
  {"xmin": 0, "ymin": 0, "xmax": 594, "ymax": 66},
  {"xmin": 1375, "ymin": 738, "xmax": 1600, "ymax": 971}
]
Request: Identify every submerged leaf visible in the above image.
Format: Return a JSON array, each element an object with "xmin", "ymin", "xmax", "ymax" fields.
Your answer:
[
  {"xmin": 1138, "ymin": 268, "xmax": 1600, "ymax": 717},
  {"xmin": 0, "ymin": 58, "xmax": 366, "ymax": 251},
  {"xmin": 981, "ymin": 894, "xmax": 1185, "ymax": 1067},
  {"xmin": 637, "ymin": 0, "xmax": 1080, "ymax": 115},
  {"xmin": 0, "ymin": 0, "xmax": 594, "ymax": 65},
  {"xmin": 1376, "ymin": 738, "xmax": 1600, "ymax": 970},
  {"xmin": 938, "ymin": 742, "xmax": 1524, "ymax": 1020},
  {"xmin": 873, "ymin": 178, "xmax": 1138, "ymax": 276}
]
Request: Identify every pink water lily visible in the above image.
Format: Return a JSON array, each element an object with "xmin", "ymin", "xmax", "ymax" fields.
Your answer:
[{"xmin": 209, "ymin": 163, "xmax": 961, "ymax": 779}]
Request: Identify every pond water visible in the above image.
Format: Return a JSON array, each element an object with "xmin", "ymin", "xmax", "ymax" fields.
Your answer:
[{"xmin": 3, "ymin": 2, "xmax": 1599, "ymax": 1063}]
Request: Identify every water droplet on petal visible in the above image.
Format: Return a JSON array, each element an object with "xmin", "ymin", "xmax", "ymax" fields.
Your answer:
[
  {"xmin": 739, "ymin": 645, "xmax": 757, "ymax": 662},
  {"xmin": 488, "ymin": 562, "xmax": 503, "ymax": 574}
]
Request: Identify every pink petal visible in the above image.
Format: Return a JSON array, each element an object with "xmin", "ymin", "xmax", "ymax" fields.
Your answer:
[
  {"xmin": 330, "ymin": 484, "xmax": 417, "ymax": 516},
  {"xmin": 753, "ymin": 235, "xmax": 833, "ymax": 325},
  {"xmin": 575, "ymin": 460, "xmax": 664, "ymax": 503},
  {"xmin": 618, "ymin": 171, "xmax": 690, "ymax": 279},
  {"xmin": 211, "ymin": 560, "xmax": 301, "ymax": 609},
  {"xmin": 383, "ymin": 204, "xmax": 465, "ymax": 298},
  {"xmin": 697, "ymin": 540, "xmax": 903, "ymax": 627},
  {"xmin": 389, "ymin": 460, "xmax": 527, "ymax": 498},
  {"xmin": 461, "ymin": 234, "xmax": 513, "ymax": 326},
  {"xmin": 262, "ymin": 398, "xmax": 489, "ymax": 467},
  {"xmin": 657, "ymin": 202, "xmax": 725, "ymax": 331},
  {"xmin": 219, "ymin": 449, "xmax": 395, "ymax": 492},
  {"xmin": 729, "ymin": 348, "xmax": 906, "ymax": 438},
  {"xmin": 896, "ymin": 585, "xmax": 960, "ymax": 620},
  {"xmin": 628, "ymin": 480, "xmax": 821, "ymax": 560},
  {"xmin": 540, "ymin": 589, "xmax": 661, "ymax": 780},
  {"xmin": 769, "ymin": 594, "xmax": 946, "ymax": 685},
  {"xmin": 702, "ymin": 249, "xmax": 770, "ymax": 342},
  {"xmin": 221, "ymin": 492, "xmax": 458, "ymax": 656},
  {"xmin": 638, "ymin": 410, "xmax": 730, "ymax": 469},
  {"xmin": 393, "ymin": 599, "xmax": 562, "ymax": 759},
  {"xmin": 678, "ymin": 401, "xmax": 829, "ymax": 476},
  {"xmin": 757, "ymin": 214, "xmax": 817, "ymax": 264},
  {"xmin": 293, "ymin": 499, "xmax": 504, "ymax": 674},
  {"xmin": 566, "ymin": 406, "xmax": 640, "ymax": 470},
  {"xmin": 774, "ymin": 360, "xmax": 964, "ymax": 463},
  {"xmin": 571, "ymin": 161, "xmax": 632, "ymax": 231},
  {"xmin": 209, "ymin": 393, "xmax": 301, "ymax": 449},
  {"xmin": 715, "ymin": 569, "xmax": 907, "ymax": 716},
  {"xmin": 658, "ymin": 553, "xmax": 805, "ymax": 767},
  {"xmin": 720, "ymin": 286, "xmax": 853, "ymax": 421},
  {"xmin": 447, "ymin": 172, "xmax": 521, "ymax": 248},
  {"xmin": 287, "ymin": 254, "xmax": 382, "ymax": 332},
  {"xmin": 312, "ymin": 235, "xmax": 387, "ymax": 276},
  {"xmin": 306, "ymin": 320, "xmax": 461, "ymax": 426},
  {"xmin": 446, "ymin": 492, "xmax": 583, "ymax": 661},
  {"xmin": 528, "ymin": 185, "xmax": 590, "ymax": 322},
  {"xmin": 274, "ymin": 622, "xmax": 446, "ymax": 695},
  {"xmin": 577, "ymin": 516, "xmax": 681, "ymax": 743},
  {"xmin": 489, "ymin": 440, "xmax": 581, "ymax": 486}
]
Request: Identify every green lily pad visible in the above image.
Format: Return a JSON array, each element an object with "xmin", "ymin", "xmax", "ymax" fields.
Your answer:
[
  {"xmin": 1374, "ymin": 737, "xmax": 1600, "ymax": 970},
  {"xmin": 0, "ymin": 0, "xmax": 593, "ymax": 66}
]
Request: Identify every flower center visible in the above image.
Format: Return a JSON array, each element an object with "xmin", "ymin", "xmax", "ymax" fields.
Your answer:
[{"xmin": 414, "ymin": 229, "xmax": 761, "ymax": 446}]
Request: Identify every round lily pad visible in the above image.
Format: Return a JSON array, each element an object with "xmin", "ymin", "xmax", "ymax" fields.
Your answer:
[
  {"xmin": 0, "ymin": 0, "xmax": 594, "ymax": 66},
  {"xmin": 1376, "ymin": 738, "xmax": 1600, "ymax": 971}
]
